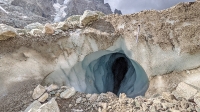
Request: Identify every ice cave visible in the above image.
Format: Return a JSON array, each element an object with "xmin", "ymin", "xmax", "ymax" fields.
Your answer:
[{"xmin": 62, "ymin": 49, "xmax": 149, "ymax": 98}]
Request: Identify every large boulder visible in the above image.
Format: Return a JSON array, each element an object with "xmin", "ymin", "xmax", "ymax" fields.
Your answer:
[
  {"xmin": 0, "ymin": 24, "xmax": 17, "ymax": 40},
  {"xmin": 80, "ymin": 10, "xmax": 104, "ymax": 26},
  {"xmin": 172, "ymin": 82, "xmax": 198, "ymax": 100},
  {"xmin": 37, "ymin": 98, "xmax": 60, "ymax": 112}
]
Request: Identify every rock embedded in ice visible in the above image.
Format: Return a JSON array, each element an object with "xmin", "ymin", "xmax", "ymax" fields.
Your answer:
[
  {"xmin": 172, "ymin": 82, "xmax": 198, "ymax": 100},
  {"xmin": 44, "ymin": 23, "xmax": 54, "ymax": 34},
  {"xmin": 32, "ymin": 85, "xmax": 46, "ymax": 100},
  {"xmin": 37, "ymin": 98, "xmax": 60, "ymax": 112},
  {"xmin": 24, "ymin": 100, "xmax": 41, "ymax": 112},
  {"xmin": 60, "ymin": 87, "xmax": 76, "ymax": 99},
  {"xmin": 0, "ymin": 24, "xmax": 17, "ymax": 40},
  {"xmin": 38, "ymin": 93, "xmax": 49, "ymax": 103}
]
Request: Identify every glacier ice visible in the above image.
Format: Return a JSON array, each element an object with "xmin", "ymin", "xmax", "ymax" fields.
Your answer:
[{"xmin": 63, "ymin": 49, "xmax": 149, "ymax": 98}]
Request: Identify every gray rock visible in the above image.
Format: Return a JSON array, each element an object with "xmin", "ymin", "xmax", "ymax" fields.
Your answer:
[
  {"xmin": 24, "ymin": 22, "xmax": 44, "ymax": 32},
  {"xmin": 0, "ymin": 24, "xmax": 16, "ymax": 40},
  {"xmin": 114, "ymin": 9, "xmax": 122, "ymax": 15},
  {"xmin": 60, "ymin": 87, "xmax": 76, "ymax": 99},
  {"xmin": 37, "ymin": 98, "xmax": 60, "ymax": 112},
  {"xmin": 24, "ymin": 100, "xmax": 41, "ymax": 112},
  {"xmin": 32, "ymin": 85, "xmax": 46, "ymax": 100},
  {"xmin": 172, "ymin": 82, "xmax": 198, "ymax": 100}
]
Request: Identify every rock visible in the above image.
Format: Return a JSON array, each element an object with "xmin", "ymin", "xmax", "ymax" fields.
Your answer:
[
  {"xmin": 24, "ymin": 100, "xmax": 41, "ymax": 112},
  {"xmin": 11, "ymin": 0, "xmax": 55, "ymax": 20},
  {"xmin": 89, "ymin": 94, "xmax": 98, "ymax": 102},
  {"xmin": 172, "ymin": 82, "xmax": 198, "ymax": 100},
  {"xmin": 0, "ymin": 24, "xmax": 17, "ymax": 40},
  {"xmin": 194, "ymin": 92, "xmax": 200, "ymax": 107},
  {"xmin": 38, "ymin": 93, "xmax": 49, "ymax": 103},
  {"xmin": 80, "ymin": 10, "xmax": 102, "ymax": 26},
  {"xmin": 76, "ymin": 97, "xmax": 82, "ymax": 104},
  {"xmin": 44, "ymin": 23, "xmax": 54, "ymax": 34},
  {"xmin": 32, "ymin": 85, "xmax": 46, "ymax": 100},
  {"xmin": 60, "ymin": 87, "xmax": 76, "ymax": 99},
  {"xmin": 65, "ymin": 15, "xmax": 81, "ymax": 28},
  {"xmin": 24, "ymin": 22, "xmax": 44, "ymax": 32},
  {"xmin": 56, "ymin": 22, "xmax": 69, "ymax": 31},
  {"xmin": 46, "ymin": 84, "xmax": 59, "ymax": 92},
  {"xmin": 86, "ymin": 94, "xmax": 92, "ymax": 98},
  {"xmin": 114, "ymin": 9, "xmax": 122, "ymax": 15},
  {"xmin": 142, "ymin": 103, "xmax": 148, "ymax": 111},
  {"xmin": 29, "ymin": 29, "xmax": 43, "ymax": 36},
  {"xmin": 162, "ymin": 92, "xmax": 176, "ymax": 102},
  {"xmin": 37, "ymin": 98, "xmax": 60, "ymax": 112}
]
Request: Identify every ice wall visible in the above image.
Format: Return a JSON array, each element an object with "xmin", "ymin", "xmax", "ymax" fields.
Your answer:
[{"xmin": 64, "ymin": 49, "xmax": 149, "ymax": 98}]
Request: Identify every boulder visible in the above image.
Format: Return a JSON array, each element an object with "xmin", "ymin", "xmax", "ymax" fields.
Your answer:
[
  {"xmin": 56, "ymin": 22, "xmax": 69, "ymax": 31},
  {"xmin": 65, "ymin": 15, "xmax": 81, "ymax": 28},
  {"xmin": 32, "ymin": 85, "xmax": 46, "ymax": 100},
  {"xmin": 37, "ymin": 98, "xmax": 60, "ymax": 112},
  {"xmin": 60, "ymin": 87, "xmax": 76, "ymax": 99},
  {"xmin": 0, "ymin": 24, "xmax": 17, "ymax": 40},
  {"xmin": 38, "ymin": 93, "xmax": 49, "ymax": 103},
  {"xmin": 46, "ymin": 84, "xmax": 59, "ymax": 92},
  {"xmin": 44, "ymin": 23, "xmax": 54, "ymax": 34},
  {"xmin": 80, "ymin": 10, "xmax": 104, "ymax": 26},
  {"xmin": 24, "ymin": 22, "xmax": 44, "ymax": 32},
  {"xmin": 172, "ymin": 82, "xmax": 198, "ymax": 100},
  {"xmin": 24, "ymin": 100, "xmax": 41, "ymax": 112}
]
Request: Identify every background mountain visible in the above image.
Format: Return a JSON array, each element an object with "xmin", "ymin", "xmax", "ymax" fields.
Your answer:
[{"xmin": 0, "ymin": 0, "xmax": 122, "ymax": 28}]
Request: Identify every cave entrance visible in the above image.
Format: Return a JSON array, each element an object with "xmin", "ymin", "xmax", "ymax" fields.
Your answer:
[{"xmin": 64, "ymin": 50, "xmax": 149, "ymax": 98}]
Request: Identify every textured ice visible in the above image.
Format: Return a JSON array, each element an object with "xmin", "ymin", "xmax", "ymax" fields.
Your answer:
[{"xmin": 63, "ymin": 49, "xmax": 149, "ymax": 98}]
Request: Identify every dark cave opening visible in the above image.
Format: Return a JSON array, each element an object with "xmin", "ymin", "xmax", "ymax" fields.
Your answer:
[{"xmin": 112, "ymin": 57, "xmax": 129, "ymax": 94}]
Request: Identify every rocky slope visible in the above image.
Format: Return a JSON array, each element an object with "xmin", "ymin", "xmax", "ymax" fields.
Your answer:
[{"xmin": 0, "ymin": 1, "xmax": 200, "ymax": 112}]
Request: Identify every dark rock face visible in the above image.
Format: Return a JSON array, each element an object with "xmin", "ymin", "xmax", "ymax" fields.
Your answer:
[
  {"xmin": 114, "ymin": 9, "xmax": 122, "ymax": 15},
  {"xmin": 11, "ymin": 0, "xmax": 55, "ymax": 20},
  {"xmin": 0, "ymin": 4, "xmax": 49, "ymax": 28}
]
